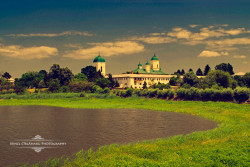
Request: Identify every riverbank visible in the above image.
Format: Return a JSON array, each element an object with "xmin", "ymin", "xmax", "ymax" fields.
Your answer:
[{"xmin": 0, "ymin": 98, "xmax": 249, "ymax": 166}]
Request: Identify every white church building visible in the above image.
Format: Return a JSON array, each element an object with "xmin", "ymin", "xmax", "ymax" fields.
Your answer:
[{"xmin": 92, "ymin": 54, "xmax": 174, "ymax": 89}]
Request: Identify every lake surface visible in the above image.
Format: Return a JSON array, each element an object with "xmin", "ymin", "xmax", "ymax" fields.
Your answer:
[{"xmin": 0, "ymin": 106, "xmax": 217, "ymax": 166}]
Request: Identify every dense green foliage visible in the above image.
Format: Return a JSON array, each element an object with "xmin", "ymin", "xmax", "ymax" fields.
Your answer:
[
  {"xmin": 215, "ymin": 63, "xmax": 234, "ymax": 75},
  {"xmin": 0, "ymin": 99, "xmax": 248, "ymax": 167}
]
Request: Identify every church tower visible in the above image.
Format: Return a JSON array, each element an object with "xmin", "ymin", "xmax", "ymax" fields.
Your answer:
[
  {"xmin": 93, "ymin": 54, "xmax": 106, "ymax": 76},
  {"xmin": 138, "ymin": 62, "xmax": 142, "ymax": 69},
  {"xmin": 145, "ymin": 61, "xmax": 150, "ymax": 73},
  {"xmin": 150, "ymin": 53, "xmax": 160, "ymax": 71}
]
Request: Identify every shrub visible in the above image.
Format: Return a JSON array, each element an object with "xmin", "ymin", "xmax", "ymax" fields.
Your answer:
[
  {"xmin": 103, "ymin": 87, "xmax": 110, "ymax": 94},
  {"xmin": 142, "ymin": 89, "xmax": 150, "ymax": 97},
  {"xmin": 95, "ymin": 87, "xmax": 104, "ymax": 94},
  {"xmin": 92, "ymin": 85, "xmax": 102, "ymax": 93},
  {"xmin": 69, "ymin": 81, "xmax": 94, "ymax": 93},
  {"xmin": 149, "ymin": 89, "xmax": 158, "ymax": 98},
  {"xmin": 159, "ymin": 89, "xmax": 175, "ymax": 99},
  {"xmin": 59, "ymin": 86, "xmax": 70, "ymax": 93},
  {"xmin": 80, "ymin": 92, "xmax": 86, "ymax": 97},
  {"xmin": 133, "ymin": 89, "xmax": 142, "ymax": 96},
  {"xmin": 221, "ymin": 88, "xmax": 233, "ymax": 101},
  {"xmin": 125, "ymin": 88, "xmax": 133, "ymax": 97},
  {"xmin": 233, "ymin": 87, "xmax": 250, "ymax": 103}
]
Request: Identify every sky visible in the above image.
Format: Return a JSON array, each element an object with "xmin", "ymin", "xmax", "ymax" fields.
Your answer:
[{"xmin": 0, "ymin": 0, "xmax": 250, "ymax": 78}]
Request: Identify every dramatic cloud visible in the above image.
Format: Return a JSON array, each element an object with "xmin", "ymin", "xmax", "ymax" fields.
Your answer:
[
  {"xmin": 233, "ymin": 55, "xmax": 246, "ymax": 59},
  {"xmin": 7, "ymin": 31, "xmax": 94, "ymax": 37},
  {"xmin": 0, "ymin": 44, "xmax": 58, "ymax": 59},
  {"xmin": 198, "ymin": 50, "xmax": 228, "ymax": 58},
  {"xmin": 63, "ymin": 41, "xmax": 145, "ymax": 59}
]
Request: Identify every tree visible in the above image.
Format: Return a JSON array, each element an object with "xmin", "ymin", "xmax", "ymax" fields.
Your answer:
[
  {"xmin": 81, "ymin": 66, "xmax": 103, "ymax": 82},
  {"xmin": 182, "ymin": 71, "xmax": 199, "ymax": 87},
  {"xmin": 234, "ymin": 75, "xmax": 245, "ymax": 87},
  {"xmin": 204, "ymin": 70, "xmax": 233, "ymax": 88},
  {"xmin": 17, "ymin": 71, "xmax": 43, "ymax": 88},
  {"xmin": 74, "ymin": 73, "xmax": 88, "ymax": 81},
  {"xmin": 215, "ymin": 63, "xmax": 234, "ymax": 75},
  {"xmin": 107, "ymin": 74, "xmax": 116, "ymax": 88},
  {"xmin": 48, "ymin": 79, "xmax": 60, "ymax": 92},
  {"xmin": 143, "ymin": 81, "xmax": 147, "ymax": 89},
  {"xmin": 48, "ymin": 64, "xmax": 74, "ymax": 86},
  {"xmin": 188, "ymin": 68, "xmax": 193, "ymax": 72},
  {"xmin": 177, "ymin": 69, "xmax": 181, "ymax": 75},
  {"xmin": 95, "ymin": 78, "xmax": 111, "ymax": 89},
  {"xmin": 243, "ymin": 72, "xmax": 250, "ymax": 88},
  {"xmin": 169, "ymin": 75, "xmax": 182, "ymax": 86},
  {"xmin": 2, "ymin": 72, "xmax": 11, "ymax": 79},
  {"xmin": 181, "ymin": 69, "xmax": 185, "ymax": 75},
  {"xmin": 204, "ymin": 64, "xmax": 211, "ymax": 76},
  {"xmin": 196, "ymin": 68, "xmax": 203, "ymax": 76}
]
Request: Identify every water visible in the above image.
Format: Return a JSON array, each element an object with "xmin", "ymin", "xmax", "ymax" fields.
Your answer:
[{"xmin": 0, "ymin": 106, "xmax": 217, "ymax": 166}]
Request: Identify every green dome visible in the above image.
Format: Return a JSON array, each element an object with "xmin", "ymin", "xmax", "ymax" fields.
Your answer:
[
  {"xmin": 138, "ymin": 62, "xmax": 142, "ymax": 66},
  {"xmin": 151, "ymin": 54, "xmax": 159, "ymax": 60},
  {"xmin": 93, "ymin": 55, "xmax": 105, "ymax": 62},
  {"xmin": 145, "ymin": 61, "xmax": 150, "ymax": 65}
]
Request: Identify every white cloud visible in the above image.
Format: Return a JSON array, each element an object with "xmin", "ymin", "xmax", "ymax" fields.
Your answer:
[
  {"xmin": 131, "ymin": 36, "xmax": 176, "ymax": 44},
  {"xmin": 189, "ymin": 25, "xmax": 199, "ymax": 28},
  {"xmin": 168, "ymin": 28, "xmax": 192, "ymax": 39},
  {"xmin": 0, "ymin": 44, "xmax": 58, "ymax": 59},
  {"xmin": 63, "ymin": 41, "xmax": 145, "ymax": 60},
  {"xmin": 7, "ymin": 31, "xmax": 94, "ymax": 37},
  {"xmin": 233, "ymin": 55, "xmax": 246, "ymax": 59},
  {"xmin": 198, "ymin": 50, "xmax": 228, "ymax": 58},
  {"xmin": 235, "ymin": 72, "xmax": 246, "ymax": 75}
]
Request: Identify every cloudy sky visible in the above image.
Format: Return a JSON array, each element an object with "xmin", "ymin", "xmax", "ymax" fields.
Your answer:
[{"xmin": 0, "ymin": 0, "xmax": 250, "ymax": 77}]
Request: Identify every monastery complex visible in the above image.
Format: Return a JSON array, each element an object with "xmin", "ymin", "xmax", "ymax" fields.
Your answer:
[{"xmin": 93, "ymin": 54, "xmax": 174, "ymax": 89}]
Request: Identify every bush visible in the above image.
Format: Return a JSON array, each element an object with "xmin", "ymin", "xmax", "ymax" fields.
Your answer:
[
  {"xmin": 149, "ymin": 89, "xmax": 158, "ymax": 98},
  {"xmin": 95, "ymin": 87, "xmax": 104, "ymax": 94},
  {"xmin": 221, "ymin": 88, "xmax": 233, "ymax": 101},
  {"xmin": 92, "ymin": 85, "xmax": 102, "ymax": 93},
  {"xmin": 133, "ymin": 89, "xmax": 142, "ymax": 96},
  {"xmin": 69, "ymin": 81, "xmax": 94, "ymax": 93},
  {"xmin": 59, "ymin": 86, "xmax": 70, "ymax": 93},
  {"xmin": 142, "ymin": 89, "xmax": 150, "ymax": 97},
  {"xmin": 103, "ymin": 87, "xmax": 110, "ymax": 94},
  {"xmin": 125, "ymin": 88, "xmax": 133, "ymax": 97},
  {"xmin": 80, "ymin": 92, "xmax": 86, "ymax": 97},
  {"xmin": 158, "ymin": 89, "xmax": 175, "ymax": 99},
  {"xmin": 233, "ymin": 87, "xmax": 250, "ymax": 103}
]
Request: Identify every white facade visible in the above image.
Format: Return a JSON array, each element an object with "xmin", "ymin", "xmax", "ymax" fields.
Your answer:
[
  {"xmin": 93, "ymin": 62, "xmax": 106, "ymax": 76},
  {"xmin": 151, "ymin": 60, "xmax": 160, "ymax": 71},
  {"xmin": 112, "ymin": 74, "xmax": 173, "ymax": 89}
]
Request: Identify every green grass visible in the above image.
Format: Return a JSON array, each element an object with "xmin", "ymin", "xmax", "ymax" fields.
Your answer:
[{"xmin": 0, "ymin": 97, "xmax": 249, "ymax": 167}]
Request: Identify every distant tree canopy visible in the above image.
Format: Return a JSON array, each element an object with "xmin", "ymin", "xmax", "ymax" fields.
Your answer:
[
  {"xmin": 74, "ymin": 73, "xmax": 88, "ymax": 81},
  {"xmin": 169, "ymin": 75, "xmax": 182, "ymax": 86},
  {"xmin": 2, "ymin": 72, "xmax": 11, "ymax": 79},
  {"xmin": 95, "ymin": 78, "xmax": 111, "ymax": 89},
  {"xmin": 204, "ymin": 64, "xmax": 211, "ymax": 76},
  {"xmin": 196, "ymin": 68, "xmax": 203, "ymax": 76},
  {"xmin": 235, "ymin": 72, "xmax": 250, "ymax": 88},
  {"xmin": 188, "ymin": 68, "xmax": 193, "ymax": 72},
  {"xmin": 16, "ymin": 71, "xmax": 43, "ymax": 88},
  {"xmin": 182, "ymin": 71, "xmax": 199, "ymax": 87},
  {"xmin": 215, "ymin": 63, "xmax": 234, "ymax": 75},
  {"xmin": 81, "ymin": 66, "xmax": 103, "ymax": 82},
  {"xmin": 204, "ymin": 70, "xmax": 233, "ymax": 88},
  {"xmin": 49, "ymin": 64, "xmax": 74, "ymax": 86}
]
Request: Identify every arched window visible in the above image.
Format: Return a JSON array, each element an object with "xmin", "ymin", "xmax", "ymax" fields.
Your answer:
[
  {"xmin": 101, "ymin": 66, "xmax": 102, "ymax": 72},
  {"xmin": 157, "ymin": 64, "xmax": 158, "ymax": 68}
]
